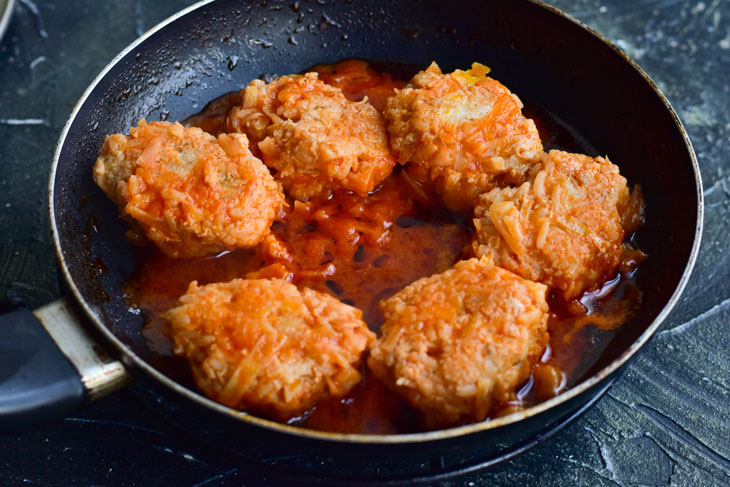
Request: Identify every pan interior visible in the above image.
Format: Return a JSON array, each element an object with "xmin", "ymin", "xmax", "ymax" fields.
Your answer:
[{"xmin": 52, "ymin": 0, "xmax": 699, "ymax": 444}]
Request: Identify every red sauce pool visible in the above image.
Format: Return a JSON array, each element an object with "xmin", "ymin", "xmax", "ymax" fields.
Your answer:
[{"xmin": 123, "ymin": 59, "xmax": 643, "ymax": 434}]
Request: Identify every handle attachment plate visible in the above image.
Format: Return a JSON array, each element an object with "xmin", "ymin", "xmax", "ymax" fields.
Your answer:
[{"xmin": 33, "ymin": 300, "xmax": 129, "ymax": 401}]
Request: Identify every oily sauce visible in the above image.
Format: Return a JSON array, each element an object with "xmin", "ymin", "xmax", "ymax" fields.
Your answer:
[{"xmin": 123, "ymin": 59, "xmax": 643, "ymax": 434}]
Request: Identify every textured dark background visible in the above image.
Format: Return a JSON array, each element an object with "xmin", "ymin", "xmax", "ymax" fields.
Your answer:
[{"xmin": 1, "ymin": 0, "xmax": 728, "ymax": 485}]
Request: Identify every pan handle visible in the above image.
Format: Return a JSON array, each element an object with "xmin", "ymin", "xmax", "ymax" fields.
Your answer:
[{"xmin": 0, "ymin": 299, "xmax": 129, "ymax": 434}]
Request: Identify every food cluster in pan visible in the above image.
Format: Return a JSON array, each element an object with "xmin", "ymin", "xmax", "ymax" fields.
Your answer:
[{"xmin": 94, "ymin": 59, "xmax": 645, "ymax": 430}]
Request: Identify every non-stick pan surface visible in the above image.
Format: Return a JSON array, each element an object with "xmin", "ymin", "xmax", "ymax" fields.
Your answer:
[{"xmin": 49, "ymin": 0, "xmax": 701, "ymax": 465}]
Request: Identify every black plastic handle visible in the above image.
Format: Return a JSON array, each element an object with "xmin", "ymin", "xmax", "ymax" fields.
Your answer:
[{"xmin": 0, "ymin": 308, "xmax": 86, "ymax": 434}]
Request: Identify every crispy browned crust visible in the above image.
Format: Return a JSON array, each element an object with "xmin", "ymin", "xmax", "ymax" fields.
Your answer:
[
  {"xmin": 473, "ymin": 149, "xmax": 630, "ymax": 299},
  {"xmin": 93, "ymin": 120, "xmax": 284, "ymax": 258},
  {"xmin": 227, "ymin": 72, "xmax": 396, "ymax": 200},
  {"xmin": 384, "ymin": 62, "xmax": 543, "ymax": 211},
  {"xmin": 368, "ymin": 258, "xmax": 549, "ymax": 425},
  {"xmin": 164, "ymin": 278, "xmax": 376, "ymax": 420}
]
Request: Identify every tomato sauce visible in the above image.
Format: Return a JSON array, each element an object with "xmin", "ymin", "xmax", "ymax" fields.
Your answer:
[{"xmin": 123, "ymin": 59, "xmax": 643, "ymax": 434}]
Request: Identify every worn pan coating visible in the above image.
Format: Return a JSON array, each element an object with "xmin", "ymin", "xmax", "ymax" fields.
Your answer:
[{"xmin": 48, "ymin": 0, "xmax": 702, "ymax": 474}]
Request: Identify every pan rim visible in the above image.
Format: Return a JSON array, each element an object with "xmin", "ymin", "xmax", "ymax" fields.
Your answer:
[
  {"xmin": 48, "ymin": 0, "xmax": 704, "ymax": 445},
  {"xmin": 0, "ymin": 0, "xmax": 14, "ymax": 44}
]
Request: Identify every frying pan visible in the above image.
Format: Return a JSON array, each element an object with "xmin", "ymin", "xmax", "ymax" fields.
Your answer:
[{"xmin": 0, "ymin": 0, "xmax": 702, "ymax": 482}]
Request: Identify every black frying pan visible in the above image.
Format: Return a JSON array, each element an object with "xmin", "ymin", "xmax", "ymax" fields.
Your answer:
[{"xmin": 0, "ymin": 0, "xmax": 702, "ymax": 482}]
